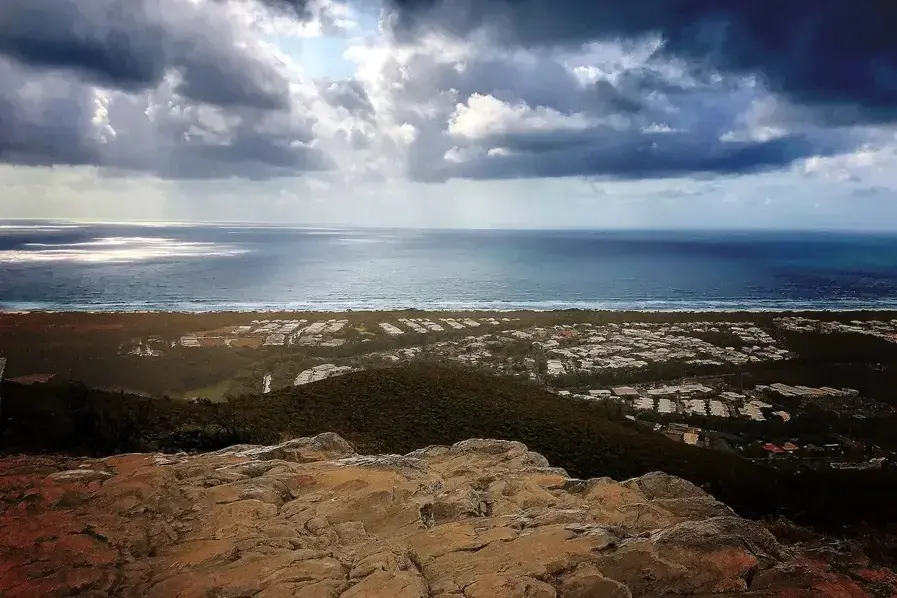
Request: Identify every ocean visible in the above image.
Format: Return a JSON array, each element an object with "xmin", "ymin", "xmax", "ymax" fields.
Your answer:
[{"xmin": 3, "ymin": 222, "xmax": 897, "ymax": 312}]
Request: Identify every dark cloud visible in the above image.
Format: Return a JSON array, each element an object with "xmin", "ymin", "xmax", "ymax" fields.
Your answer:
[
  {"xmin": 0, "ymin": 0, "xmax": 291, "ymax": 110},
  {"xmin": 149, "ymin": 141, "xmax": 330, "ymax": 180},
  {"xmin": 0, "ymin": 109, "xmax": 101, "ymax": 168},
  {"xmin": 0, "ymin": 57, "xmax": 329, "ymax": 180},
  {"xmin": 363, "ymin": 36, "xmax": 833, "ymax": 182},
  {"xmin": 851, "ymin": 186, "xmax": 892, "ymax": 199},
  {"xmin": 0, "ymin": 1, "xmax": 167, "ymax": 88},
  {"xmin": 0, "ymin": 63, "xmax": 102, "ymax": 167},
  {"xmin": 382, "ymin": 0, "xmax": 897, "ymax": 122},
  {"xmin": 423, "ymin": 131, "xmax": 834, "ymax": 182},
  {"xmin": 172, "ymin": 49, "xmax": 290, "ymax": 111},
  {"xmin": 247, "ymin": 0, "xmax": 314, "ymax": 18},
  {"xmin": 0, "ymin": 0, "xmax": 337, "ymax": 179}
]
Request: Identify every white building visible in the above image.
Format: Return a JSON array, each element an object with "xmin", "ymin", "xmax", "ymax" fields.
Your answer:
[
  {"xmin": 634, "ymin": 397, "xmax": 655, "ymax": 411},
  {"xmin": 546, "ymin": 360, "xmax": 566, "ymax": 376},
  {"xmin": 379, "ymin": 323, "xmax": 404, "ymax": 336},
  {"xmin": 708, "ymin": 400, "xmax": 729, "ymax": 417},
  {"xmin": 263, "ymin": 333, "xmax": 286, "ymax": 346},
  {"xmin": 180, "ymin": 335, "xmax": 201, "ymax": 347},
  {"xmin": 683, "ymin": 399, "xmax": 707, "ymax": 416},
  {"xmin": 739, "ymin": 401, "xmax": 767, "ymax": 421}
]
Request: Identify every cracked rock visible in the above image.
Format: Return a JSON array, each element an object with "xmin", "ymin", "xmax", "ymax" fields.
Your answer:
[{"xmin": 1, "ymin": 434, "xmax": 890, "ymax": 598}]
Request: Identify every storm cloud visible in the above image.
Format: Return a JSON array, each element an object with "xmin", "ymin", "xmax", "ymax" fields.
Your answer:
[
  {"xmin": 0, "ymin": 50, "xmax": 330, "ymax": 179},
  {"xmin": 346, "ymin": 33, "xmax": 845, "ymax": 183},
  {"xmin": 437, "ymin": 129, "xmax": 827, "ymax": 181},
  {"xmin": 0, "ymin": 0, "xmax": 890, "ymax": 183},
  {"xmin": 0, "ymin": 0, "xmax": 355, "ymax": 179},
  {"xmin": 381, "ymin": 0, "xmax": 897, "ymax": 123},
  {"xmin": 0, "ymin": 0, "xmax": 293, "ymax": 110}
]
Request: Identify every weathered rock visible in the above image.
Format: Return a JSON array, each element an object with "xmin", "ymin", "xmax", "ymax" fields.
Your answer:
[
  {"xmin": 650, "ymin": 496, "xmax": 735, "ymax": 521},
  {"xmin": 622, "ymin": 471, "xmax": 708, "ymax": 500},
  {"xmin": 464, "ymin": 574, "xmax": 557, "ymax": 598},
  {"xmin": 336, "ymin": 454, "xmax": 429, "ymax": 474},
  {"xmin": 341, "ymin": 570, "xmax": 428, "ymax": 598},
  {"xmin": 557, "ymin": 565, "xmax": 633, "ymax": 598},
  {"xmin": 46, "ymin": 469, "xmax": 113, "ymax": 484},
  {"xmin": 447, "ymin": 438, "xmax": 552, "ymax": 469},
  {"xmin": 215, "ymin": 432, "xmax": 356, "ymax": 463},
  {"xmin": 1, "ymin": 434, "xmax": 892, "ymax": 598}
]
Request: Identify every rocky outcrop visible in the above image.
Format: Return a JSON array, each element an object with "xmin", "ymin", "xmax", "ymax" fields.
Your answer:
[{"xmin": 1, "ymin": 434, "xmax": 893, "ymax": 597}]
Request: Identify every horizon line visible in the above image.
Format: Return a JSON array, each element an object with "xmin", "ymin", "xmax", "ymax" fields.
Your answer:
[{"xmin": 5, "ymin": 217, "xmax": 897, "ymax": 234}]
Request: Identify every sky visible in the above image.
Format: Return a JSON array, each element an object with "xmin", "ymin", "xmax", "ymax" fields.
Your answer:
[{"xmin": 1, "ymin": 0, "xmax": 896, "ymax": 229}]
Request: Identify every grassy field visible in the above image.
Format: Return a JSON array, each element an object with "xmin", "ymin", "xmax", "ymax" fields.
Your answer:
[{"xmin": 181, "ymin": 379, "xmax": 233, "ymax": 402}]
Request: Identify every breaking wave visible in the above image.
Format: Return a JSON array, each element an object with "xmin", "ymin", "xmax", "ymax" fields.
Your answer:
[{"xmin": 6, "ymin": 298, "xmax": 897, "ymax": 313}]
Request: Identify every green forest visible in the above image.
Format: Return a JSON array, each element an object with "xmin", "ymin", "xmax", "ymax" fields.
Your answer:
[{"xmin": 2, "ymin": 364, "xmax": 896, "ymax": 544}]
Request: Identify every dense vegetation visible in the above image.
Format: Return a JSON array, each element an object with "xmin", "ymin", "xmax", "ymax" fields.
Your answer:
[{"xmin": 2, "ymin": 364, "xmax": 896, "ymax": 542}]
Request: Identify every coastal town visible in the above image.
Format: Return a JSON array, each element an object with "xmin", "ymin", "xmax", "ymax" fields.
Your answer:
[
  {"xmin": 166, "ymin": 316, "xmax": 522, "ymax": 350},
  {"xmin": 775, "ymin": 316, "xmax": 897, "ymax": 342},
  {"xmin": 273, "ymin": 319, "xmax": 793, "ymax": 390},
  {"xmin": 4, "ymin": 312, "xmax": 897, "ymax": 472}
]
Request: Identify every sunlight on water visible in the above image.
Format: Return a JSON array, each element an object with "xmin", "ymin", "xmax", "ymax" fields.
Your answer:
[{"xmin": 0, "ymin": 236, "xmax": 248, "ymax": 264}]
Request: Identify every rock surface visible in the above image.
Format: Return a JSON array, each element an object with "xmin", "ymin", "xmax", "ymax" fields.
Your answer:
[{"xmin": 1, "ymin": 434, "xmax": 894, "ymax": 597}]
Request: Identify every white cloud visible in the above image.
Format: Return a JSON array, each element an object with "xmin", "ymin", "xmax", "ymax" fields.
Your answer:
[
  {"xmin": 720, "ymin": 126, "xmax": 788, "ymax": 143},
  {"xmin": 799, "ymin": 141, "xmax": 897, "ymax": 186},
  {"xmin": 642, "ymin": 123, "xmax": 679, "ymax": 134},
  {"xmin": 448, "ymin": 94, "xmax": 599, "ymax": 140},
  {"xmin": 487, "ymin": 147, "xmax": 514, "ymax": 157},
  {"xmin": 443, "ymin": 146, "xmax": 482, "ymax": 163}
]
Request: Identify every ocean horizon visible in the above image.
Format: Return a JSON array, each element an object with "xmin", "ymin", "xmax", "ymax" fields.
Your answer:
[{"xmin": 4, "ymin": 221, "xmax": 897, "ymax": 313}]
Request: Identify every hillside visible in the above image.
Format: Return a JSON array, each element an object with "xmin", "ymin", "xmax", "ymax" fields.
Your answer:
[
  {"xmin": 3, "ymin": 434, "xmax": 895, "ymax": 598},
  {"xmin": 2, "ymin": 365, "xmax": 897, "ymax": 538}
]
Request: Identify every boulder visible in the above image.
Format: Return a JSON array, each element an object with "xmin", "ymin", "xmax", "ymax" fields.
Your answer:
[
  {"xmin": 216, "ymin": 432, "xmax": 355, "ymax": 463},
  {"xmin": 622, "ymin": 471, "xmax": 708, "ymax": 500}
]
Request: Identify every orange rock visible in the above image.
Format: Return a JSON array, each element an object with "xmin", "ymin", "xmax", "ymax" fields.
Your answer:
[
  {"xmin": 464, "ymin": 574, "xmax": 557, "ymax": 598},
  {"xmin": 0, "ymin": 434, "xmax": 886, "ymax": 598}
]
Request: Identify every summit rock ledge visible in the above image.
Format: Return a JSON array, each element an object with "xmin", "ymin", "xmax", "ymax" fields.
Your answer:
[{"xmin": 1, "ymin": 433, "xmax": 894, "ymax": 597}]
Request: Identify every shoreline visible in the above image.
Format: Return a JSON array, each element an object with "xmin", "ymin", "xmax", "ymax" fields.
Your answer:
[
  {"xmin": 6, "ymin": 301, "xmax": 897, "ymax": 314},
  {"xmin": 4, "ymin": 306, "xmax": 897, "ymax": 317}
]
